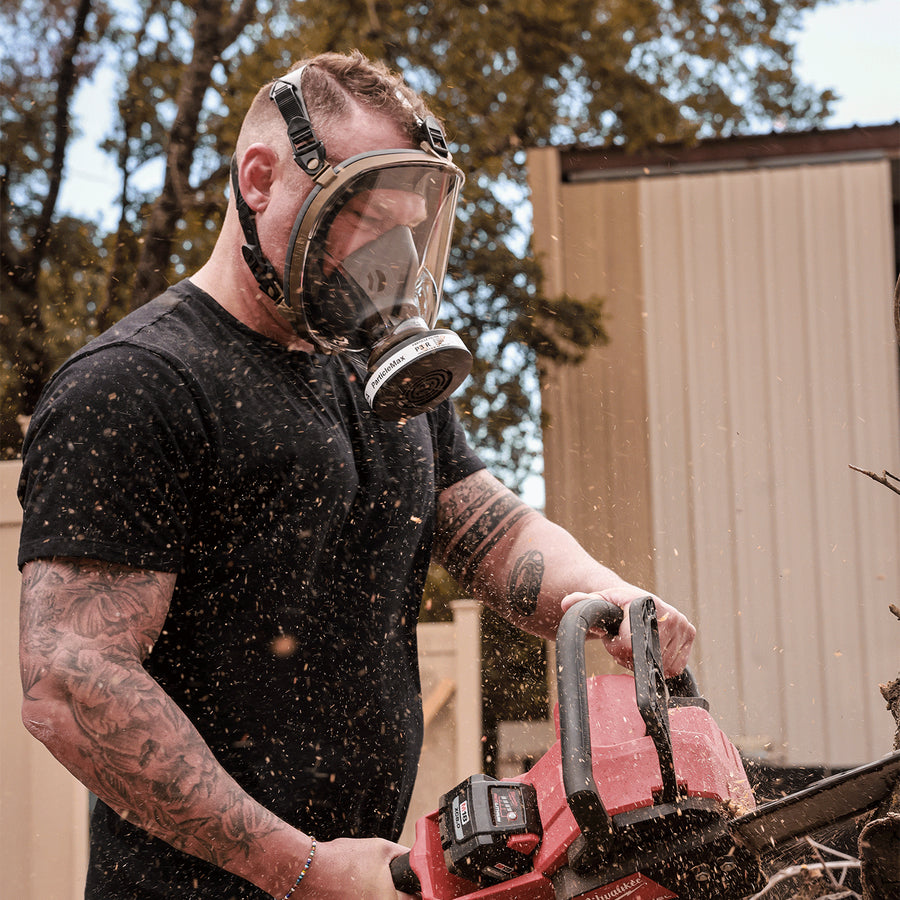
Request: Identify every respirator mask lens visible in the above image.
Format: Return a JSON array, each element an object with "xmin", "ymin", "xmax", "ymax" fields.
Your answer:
[{"xmin": 285, "ymin": 153, "xmax": 472, "ymax": 419}]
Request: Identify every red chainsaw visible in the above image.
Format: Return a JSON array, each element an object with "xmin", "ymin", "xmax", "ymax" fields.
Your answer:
[{"xmin": 392, "ymin": 596, "xmax": 900, "ymax": 900}]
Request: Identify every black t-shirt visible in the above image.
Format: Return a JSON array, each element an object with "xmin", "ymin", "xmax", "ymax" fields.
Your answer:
[{"xmin": 18, "ymin": 280, "xmax": 484, "ymax": 898}]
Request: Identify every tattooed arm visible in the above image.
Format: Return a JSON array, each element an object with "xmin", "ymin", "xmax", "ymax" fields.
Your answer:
[
  {"xmin": 19, "ymin": 558, "xmax": 411, "ymax": 900},
  {"xmin": 435, "ymin": 470, "xmax": 695, "ymax": 675}
]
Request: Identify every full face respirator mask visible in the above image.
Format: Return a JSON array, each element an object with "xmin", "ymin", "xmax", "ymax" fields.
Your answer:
[{"xmin": 232, "ymin": 66, "xmax": 472, "ymax": 420}]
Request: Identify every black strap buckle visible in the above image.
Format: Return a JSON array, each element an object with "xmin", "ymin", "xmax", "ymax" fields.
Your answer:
[
  {"xmin": 270, "ymin": 79, "xmax": 328, "ymax": 177},
  {"xmin": 421, "ymin": 115, "xmax": 451, "ymax": 158},
  {"xmin": 285, "ymin": 115, "xmax": 327, "ymax": 175}
]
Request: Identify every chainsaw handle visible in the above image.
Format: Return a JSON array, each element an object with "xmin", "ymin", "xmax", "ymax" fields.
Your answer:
[
  {"xmin": 556, "ymin": 596, "xmax": 701, "ymax": 841},
  {"xmin": 390, "ymin": 852, "xmax": 420, "ymax": 894},
  {"xmin": 666, "ymin": 666, "xmax": 702, "ymax": 700},
  {"xmin": 556, "ymin": 597, "xmax": 623, "ymax": 839}
]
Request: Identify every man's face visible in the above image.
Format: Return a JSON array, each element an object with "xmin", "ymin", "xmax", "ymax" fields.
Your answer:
[
  {"xmin": 263, "ymin": 104, "xmax": 420, "ymax": 282},
  {"xmin": 322, "ymin": 187, "xmax": 428, "ymax": 276}
]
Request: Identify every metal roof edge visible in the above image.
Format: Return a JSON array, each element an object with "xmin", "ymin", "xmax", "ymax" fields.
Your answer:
[{"xmin": 557, "ymin": 123, "xmax": 900, "ymax": 182}]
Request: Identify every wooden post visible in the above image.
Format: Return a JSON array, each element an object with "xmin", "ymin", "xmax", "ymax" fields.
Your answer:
[{"xmin": 451, "ymin": 599, "xmax": 482, "ymax": 781}]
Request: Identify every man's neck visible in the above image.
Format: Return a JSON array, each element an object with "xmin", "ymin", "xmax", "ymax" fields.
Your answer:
[{"xmin": 192, "ymin": 253, "xmax": 314, "ymax": 353}]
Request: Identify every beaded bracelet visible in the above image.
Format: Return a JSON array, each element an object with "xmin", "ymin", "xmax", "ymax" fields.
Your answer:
[{"xmin": 282, "ymin": 838, "xmax": 317, "ymax": 900}]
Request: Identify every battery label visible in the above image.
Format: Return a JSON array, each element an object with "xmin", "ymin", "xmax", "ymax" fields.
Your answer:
[
  {"xmin": 452, "ymin": 795, "xmax": 470, "ymax": 841},
  {"xmin": 490, "ymin": 784, "xmax": 523, "ymax": 826}
]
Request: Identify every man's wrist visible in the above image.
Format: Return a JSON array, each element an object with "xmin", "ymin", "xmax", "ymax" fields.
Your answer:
[{"xmin": 279, "ymin": 837, "xmax": 317, "ymax": 899}]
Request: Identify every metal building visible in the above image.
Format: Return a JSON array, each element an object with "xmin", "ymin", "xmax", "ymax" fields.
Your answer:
[{"xmin": 529, "ymin": 124, "xmax": 900, "ymax": 770}]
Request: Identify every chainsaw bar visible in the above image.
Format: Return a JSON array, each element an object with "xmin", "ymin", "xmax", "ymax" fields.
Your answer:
[{"xmin": 730, "ymin": 749, "xmax": 900, "ymax": 854}]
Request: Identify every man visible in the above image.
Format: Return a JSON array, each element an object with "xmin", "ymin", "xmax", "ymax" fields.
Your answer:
[{"xmin": 18, "ymin": 51, "xmax": 695, "ymax": 899}]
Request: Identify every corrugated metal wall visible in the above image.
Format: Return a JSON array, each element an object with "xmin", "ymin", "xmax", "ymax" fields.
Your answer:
[{"xmin": 531, "ymin": 147, "xmax": 900, "ymax": 768}]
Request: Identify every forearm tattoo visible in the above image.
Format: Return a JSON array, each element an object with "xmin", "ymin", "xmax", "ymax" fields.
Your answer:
[
  {"xmin": 506, "ymin": 549, "xmax": 544, "ymax": 617},
  {"xmin": 446, "ymin": 493, "xmax": 530, "ymax": 586},
  {"xmin": 20, "ymin": 559, "xmax": 280, "ymax": 871},
  {"xmin": 437, "ymin": 474, "xmax": 543, "ymax": 613},
  {"xmin": 19, "ymin": 559, "xmax": 167, "ymax": 701}
]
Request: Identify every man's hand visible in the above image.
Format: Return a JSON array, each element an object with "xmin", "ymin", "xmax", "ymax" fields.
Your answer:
[
  {"xmin": 297, "ymin": 837, "xmax": 413, "ymax": 899},
  {"xmin": 437, "ymin": 471, "xmax": 698, "ymax": 665},
  {"xmin": 561, "ymin": 584, "xmax": 695, "ymax": 677}
]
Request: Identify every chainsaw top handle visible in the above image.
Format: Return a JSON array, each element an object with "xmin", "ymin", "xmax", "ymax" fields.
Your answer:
[{"xmin": 556, "ymin": 596, "xmax": 700, "ymax": 843}]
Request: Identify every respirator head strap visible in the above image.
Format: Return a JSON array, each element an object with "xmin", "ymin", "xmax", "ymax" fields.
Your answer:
[
  {"xmin": 230, "ymin": 156, "xmax": 284, "ymax": 303},
  {"xmin": 270, "ymin": 74, "xmax": 328, "ymax": 178},
  {"xmin": 420, "ymin": 115, "xmax": 451, "ymax": 159}
]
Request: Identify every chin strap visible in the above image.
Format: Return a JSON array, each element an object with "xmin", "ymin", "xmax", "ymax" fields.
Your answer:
[
  {"xmin": 231, "ymin": 156, "xmax": 282, "ymax": 303},
  {"xmin": 230, "ymin": 156, "xmax": 308, "ymax": 332}
]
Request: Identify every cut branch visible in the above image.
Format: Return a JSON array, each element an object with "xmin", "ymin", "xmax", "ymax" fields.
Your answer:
[{"xmin": 848, "ymin": 466, "xmax": 900, "ymax": 496}]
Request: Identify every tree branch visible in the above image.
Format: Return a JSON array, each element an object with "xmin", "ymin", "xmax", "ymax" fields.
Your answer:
[
  {"xmin": 22, "ymin": 0, "xmax": 96, "ymax": 291},
  {"xmin": 132, "ymin": 0, "xmax": 262, "ymax": 306},
  {"xmin": 849, "ymin": 465, "xmax": 900, "ymax": 496},
  {"xmin": 221, "ymin": 0, "xmax": 259, "ymax": 49}
]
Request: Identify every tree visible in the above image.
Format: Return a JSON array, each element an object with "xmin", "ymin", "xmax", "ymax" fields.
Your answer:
[
  {"xmin": 1, "ymin": 0, "xmax": 112, "ymax": 454},
  {"xmin": 1, "ymin": 0, "xmax": 836, "ymax": 477},
  {"xmin": 130, "ymin": 0, "xmax": 259, "ymax": 306}
]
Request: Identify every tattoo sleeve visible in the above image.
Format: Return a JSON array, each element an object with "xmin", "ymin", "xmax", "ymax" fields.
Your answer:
[
  {"xmin": 19, "ymin": 558, "xmax": 284, "ymax": 876},
  {"xmin": 436, "ymin": 472, "xmax": 545, "ymax": 617}
]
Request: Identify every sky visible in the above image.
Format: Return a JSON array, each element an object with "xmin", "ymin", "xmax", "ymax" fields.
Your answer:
[
  {"xmin": 58, "ymin": 0, "xmax": 900, "ymax": 226},
  {"xmin": 793, "ymin": 0, "xmax": 899, "ymax": 127}
]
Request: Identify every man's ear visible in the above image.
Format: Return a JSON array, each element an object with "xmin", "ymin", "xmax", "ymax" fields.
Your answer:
[{"xmin": 238, "ymin": 143, "xmax": 278, "ymax": 212}]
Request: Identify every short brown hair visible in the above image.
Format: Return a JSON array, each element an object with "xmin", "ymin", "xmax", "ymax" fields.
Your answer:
[
  {"xmin": 237, "ymin": 50, "xmax": 436, "ymax": 160},
  {"xmin": 292, "ymin": 50, "xmax": 433, "ymax": 141}
]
